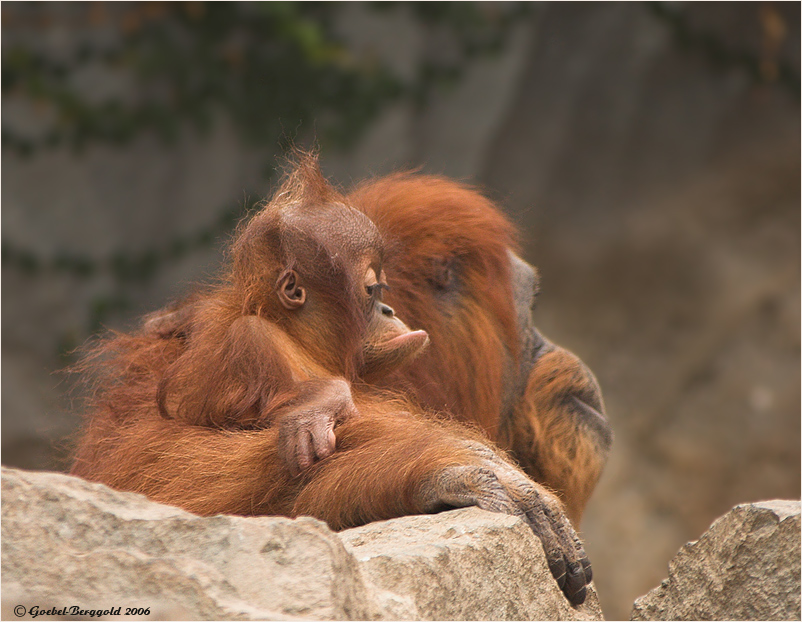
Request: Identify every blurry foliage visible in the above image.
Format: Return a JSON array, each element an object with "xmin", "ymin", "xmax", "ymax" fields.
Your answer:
[
  {"xmin": 3, "ymin": 2, "xmax": 797, "ymax": 355},
  {"xmin": 2, "ymin": 2, "xmax": 529, "ymax": 156},
  {"xmin": 2, "ymin": 199, "xmax": 248, "ymax": 282},
  {"xmin": 1, "ymin": 1, "xmax": 530, "ymax": 353}
]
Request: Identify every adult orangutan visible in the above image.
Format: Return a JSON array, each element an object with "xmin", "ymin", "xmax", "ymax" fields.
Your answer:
[
  {"xmin": 348, "ymin": 174, "xmax": 613, "ymax": 527},
  {"xmin": 72, "ymin": 155, "xmax": 610, "ymax": 606}
]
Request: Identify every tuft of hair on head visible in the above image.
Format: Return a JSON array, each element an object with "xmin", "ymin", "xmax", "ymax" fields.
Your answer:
[{"xmin": 274, "ymin": 146, "xmax": 345, "ymax": 214}]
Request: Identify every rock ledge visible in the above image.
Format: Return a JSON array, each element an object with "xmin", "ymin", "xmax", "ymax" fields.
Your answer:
[{"xmin": 2, "ymin": 467, "xmax": 602, "ymax": 621}]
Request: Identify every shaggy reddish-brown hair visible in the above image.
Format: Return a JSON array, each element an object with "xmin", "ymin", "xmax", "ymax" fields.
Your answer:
[
  {"xmin": 349, "ymin": 173, "xmax": 519, "ymax": 435},
  {"xmin": 73, "ymin": 157, "xmax": 609, "ymax": 532}
]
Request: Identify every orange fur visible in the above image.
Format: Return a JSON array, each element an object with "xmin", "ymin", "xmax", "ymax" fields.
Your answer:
[
  {"xmin": 348, "ymin": 173, "xmax": 610, "ymax": 525},
  {"xmin": 349, "ymin": 174, "xmax": 519, "ymax": 435},
  {"xmin": 501, "ymin": 349, "xmax": 609, "ymax": 525},
  {"xmin": 72, "ymin": 158, "xmax": 609, "ymax": 532}
]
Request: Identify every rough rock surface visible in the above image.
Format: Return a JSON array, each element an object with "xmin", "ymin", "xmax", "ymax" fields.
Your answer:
[
  {"xmin": 342, "ymin": 510, "xmax": 602, "ymax": 621},
  {"xmin": 2, "ymin": 467, "xmax": 373, "ymax": 620},
  {"xmin": 631, "ymin": 500, "xmax": 801, "ymax": 621},
  {"xmin": 1, "ymin": 467, "xmax": 603, "ymax": 621}
]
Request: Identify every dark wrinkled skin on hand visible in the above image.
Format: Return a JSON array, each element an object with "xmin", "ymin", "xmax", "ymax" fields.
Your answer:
[{"xmin": 414, "ymin": 441, "xmax": 592, "ymax": 606}]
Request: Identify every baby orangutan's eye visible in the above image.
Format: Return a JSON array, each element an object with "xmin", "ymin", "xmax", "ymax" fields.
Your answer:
[
  {"xmin": 364, "ymin": 265, "xmax": 389, "ymax": 301},
  {"xmin": 366, "ymin": 283, "xmax": 389, "ymax": 299}
]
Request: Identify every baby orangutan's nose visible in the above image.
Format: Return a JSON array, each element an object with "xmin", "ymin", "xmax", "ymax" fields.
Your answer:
[{"xmin": 379, "ymin": 303, "xmax": 394, "ymax": 317}]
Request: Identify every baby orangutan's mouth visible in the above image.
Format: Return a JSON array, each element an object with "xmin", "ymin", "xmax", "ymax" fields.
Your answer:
[
  {"xmin": 361, "ymin": 330, "xmax": 430, "ymax": 380},
  {"xmin": 381, "ymin": 329, "xmax": 429, "ymax": 351}
]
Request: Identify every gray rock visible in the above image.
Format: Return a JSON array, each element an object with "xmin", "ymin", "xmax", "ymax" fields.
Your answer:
[
  {"xmin": 1, "ymin": 467, "xmax": 376, "ymax": 620},
  {"xmin": 1, "ymin": 467, "xmax": 601, "ymax": 620},
  {"xmin": 342, "ymin": 509, "xmax": 603, "ymax": 621},
  {"xmin": 631, "ymin": 500, "xmax": 801, "ymax": 621}
]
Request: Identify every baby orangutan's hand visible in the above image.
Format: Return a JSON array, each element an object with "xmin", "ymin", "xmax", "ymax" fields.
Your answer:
[{"xmin": 277, "ymin": 379, "xmax": 358, "ymax": 477}]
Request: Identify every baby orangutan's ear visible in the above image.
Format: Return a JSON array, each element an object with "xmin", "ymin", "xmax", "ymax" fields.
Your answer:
[{"xmin": 277, "ymin": 269, "xmax": 306, "ymax": 309}]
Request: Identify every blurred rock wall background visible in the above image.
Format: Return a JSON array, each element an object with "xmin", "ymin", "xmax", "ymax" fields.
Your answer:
[{"xmin": 2, "ymin": 3, "xmax": 799, "ymax": 618}]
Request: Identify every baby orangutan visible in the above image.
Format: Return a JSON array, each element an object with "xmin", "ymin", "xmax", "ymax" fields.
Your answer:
[{"xmin": 146, "ymin": 167, "xmax": 429, "ymax": 476}]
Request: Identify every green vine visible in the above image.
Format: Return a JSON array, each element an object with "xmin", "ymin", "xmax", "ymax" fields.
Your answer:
[
  {"xmin": 3, "ymin": 2, "xmax": 527, "ymax": 156},
  {"xmin": 2, "ymin": 199, "xmax": 248, "ymax": 282},
  {"xmin": 3, "ymin": 195, "xmax": 255, "ymax": 360},
  {"xmin": 2, "ymin": 2, "xmax": 529, "ymax": 355},
  {"xmin": 7, "ymin": 2, "xmax": 797, "ymax": 360}
]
